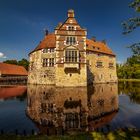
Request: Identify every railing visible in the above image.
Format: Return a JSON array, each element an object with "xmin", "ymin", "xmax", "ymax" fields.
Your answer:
[{"xmin": 0, "ymin": 76, "xmax": 27, "ymax": 85}]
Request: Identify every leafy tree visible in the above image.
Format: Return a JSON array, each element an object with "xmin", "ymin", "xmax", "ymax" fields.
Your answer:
[
  {"xmin": 117, "ymin": 55, "xmax": 140, "ymax": 79},
  {"xmin": 118, "ymin": 0, "xmax": 140, "ymax": 79},
  {"xmin": 18, "ymin": 58, "xmax": 29, "ymax": 70},
  {"xmin": 3, "ymin": 59, "xmax": 18, "ymax": 65},
  {"xmin": 122, "ymin": 0, "xmax": 140, "ymax": 54},
  {"xmin": 122, "ymin": 0, "xmax": 140, "ymax": 34}
]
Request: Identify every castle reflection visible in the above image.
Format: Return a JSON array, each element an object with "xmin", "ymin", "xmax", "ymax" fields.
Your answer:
[{"xmin": 26, "ymin": 83, "xmax": 118, "ymax": 135}]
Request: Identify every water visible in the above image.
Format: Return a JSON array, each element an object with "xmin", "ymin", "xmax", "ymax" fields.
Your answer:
[{"xmin": 0, "ymin": 82, "xmax": 140, "ymax": 135}]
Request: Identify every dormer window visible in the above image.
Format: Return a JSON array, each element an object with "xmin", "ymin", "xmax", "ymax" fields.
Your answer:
[
  {"xmin": 43, "ymin": 48, "xmax": 48, "ymax": 53},
  {"xmin": 42, "ymin": 48, "xmax": 55, "ymax": 53},
  {"xmin": 66, "ymin": 36, "xmax": 76, "ymax": 45}
]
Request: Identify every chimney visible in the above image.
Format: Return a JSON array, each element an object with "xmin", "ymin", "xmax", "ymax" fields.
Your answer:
[
  {"xmin": 102, "ymin": 40, "xmax": 106, "ymax": 44},
  {"xmin": 68, "ymin": 9, "xmax": 75, "ymax": 18},
  {"xmin": 45, "ymin": 29, "xmax": 48, "ymax": 36},
  {"xmin": 91, "ymin": 36, "xmax": 96, "ymax": 42},
  {"xmin": 58, "ymin": 22, "xmax": 62, "ymax": 27}
]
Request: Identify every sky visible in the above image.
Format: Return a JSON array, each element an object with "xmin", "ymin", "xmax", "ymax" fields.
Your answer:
[{"xmin": 0, "ymin": 0, "xmax": 140, "ymax": 63}]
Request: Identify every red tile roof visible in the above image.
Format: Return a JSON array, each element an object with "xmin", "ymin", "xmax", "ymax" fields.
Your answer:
[
  {"xmin": 30, "ymin": 33, "xmax": 56, "ymax": 54},
  {"xmin": 0, "ymin": 63, "xmax": 28, "ymax": 76},
  {"xmin": 30, "ymin": 33, "xmax": 115, "ymax": 56},
  {"xmin": 86, "ymin": 39, "xmax": 115, "ymax": 56}
]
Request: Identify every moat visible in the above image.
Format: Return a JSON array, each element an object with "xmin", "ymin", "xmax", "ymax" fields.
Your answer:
[{"xmin": 0, "ymin": 82, "xmax": 140, "ymax": 135}]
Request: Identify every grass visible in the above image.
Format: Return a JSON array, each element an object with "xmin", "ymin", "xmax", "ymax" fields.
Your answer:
[
  {"xmin": 119, "ymin": 79, "xmax": 140, "ymax": 82},
  {"xmin": 0, "ymin": 128, "xmax": 140, "ymax": 140}
]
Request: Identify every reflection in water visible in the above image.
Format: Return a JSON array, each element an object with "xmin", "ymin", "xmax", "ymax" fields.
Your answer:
[
  {"xmin": 87, "ymin": 84, "xmax": 118, "ymax": 131},
  {"xmin": 26, "ymin": 84, "xmax": 118, "ymax": 135},
  {"xmin": 0, "ymin": 86, "xmax": 27, "ymax": 99},
  {"xmin": 119, "ymin": 82, "xmax": 140, "ymax": 104}
]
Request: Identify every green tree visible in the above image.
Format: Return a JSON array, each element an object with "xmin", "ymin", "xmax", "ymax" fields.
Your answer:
[
  {"xmin": 3, "ymin": 59, "xmax": 18, "ymax": 65},
  {"xmin": 117, "ymin": 55, "xmax": 140, "ymax": 79},
  {"xmin": 18, "ymin": 58, "xmax": 29, "ymax": 70},
  {"xmin": 118, "ymin": 0, "xmax": 140, "ymax": 79}
]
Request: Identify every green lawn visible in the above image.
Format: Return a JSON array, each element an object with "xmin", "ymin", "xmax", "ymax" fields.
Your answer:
[
  {"xmin": 119, "ymin": 79, "xmax": 140, "ymax": 82},
  {"xmin": 0, "ymin": 129, "xmax": 140, "ymax": 140}
]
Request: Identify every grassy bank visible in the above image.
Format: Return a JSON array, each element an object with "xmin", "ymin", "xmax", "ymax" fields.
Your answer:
[
  {"xmin": 119, "ymin": 79, "xmax": 140, "ymax": 82},
  {"xmin": 0, "ymin": 129, "xmax": 140, "ymax": 140}
]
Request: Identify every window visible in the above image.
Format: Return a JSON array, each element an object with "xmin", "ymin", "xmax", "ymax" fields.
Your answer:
[
  {"xmin": 43, "ymin": 58, "xmax": 54, "ymax": 67},
  {"xmin": 66, "ymin": 36, "xmax": 76, "ymax": 45},
  {"xmin": 43, "ymin": 48, "xmax": 55, "ymax": 53},
  {"xmin": 65, "ymin": 50, "xmax": 78, "ymax": 63},
  {"xmin": 96, "ymin": 61, "xmax": 103, "ymax": 67},
  {"xmin": 43, "ymin": 58, "xmax": 48, "ymax": 67},
  {"xmin": 49, "ymin": 58, "xmax": 54, "ymax": 67},
  {"xmin": 109, "ymin": 63, "xmax": 114, "ymax": 68},
  {"xmin": 50, "ymin": 48, "xmax": 55, "ymax": 53},
  {"xmin": 43, "ymin": 48, "xmax": 48, "ymax": 53},
  {"xmin": 68, "ymin": 26, "xmax": 74, "ymax": 31}
]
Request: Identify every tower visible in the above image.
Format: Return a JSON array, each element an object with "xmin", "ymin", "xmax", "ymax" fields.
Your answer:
[{"xmin": 55, "ymin": 10, "xmax": 87, "ymax": 87}]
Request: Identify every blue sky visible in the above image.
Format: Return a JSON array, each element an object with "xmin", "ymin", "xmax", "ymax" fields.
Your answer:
[{"xmin": 0, "ymin": 0, "xmax": 139, "ymax": 63}]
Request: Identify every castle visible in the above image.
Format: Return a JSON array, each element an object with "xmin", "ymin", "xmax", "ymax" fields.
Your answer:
[{"xmin": 28, "ymin": 10, "xmax": 117, "ymax": 87}]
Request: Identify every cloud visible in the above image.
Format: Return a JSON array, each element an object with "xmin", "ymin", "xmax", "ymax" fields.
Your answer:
[{"xmin": 0, "ymin": 52, "xmax": 7, "ymax": 59}]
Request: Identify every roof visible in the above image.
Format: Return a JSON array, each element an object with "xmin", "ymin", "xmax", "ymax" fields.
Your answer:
[
  {"xmin": 30, "ymin": 33, "xmax": 56, "ymax": 54},
  {"xmin": 86, "ymin": 39, "xmax": 115, "ymax": 56},
  {"xmin": 30, "ymin": 33, "xmax": 115, "ymax": 56},
  {"xmin": 0, "ymin": 63, "xmax": 28, "ymax": 76}
]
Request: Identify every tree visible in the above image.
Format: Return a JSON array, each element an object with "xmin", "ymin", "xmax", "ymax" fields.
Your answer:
[
  {"xmin": 122, "ymin": 0, "xmax": 140, "ymax": 54},
  {"xmin": 122, "ymin": 0, "xmax": 140, "ymax": 34},
  {"xmin": 18, "ymin": 58, "xmax": 29, "ymax": 71},
  {"xmin": 117, "ymin": 0, "xmax": 140, "ymax": 79},
  {"xmin": 117, "ymin": 55, "xmax": 140, "ymax": 79},
  {"xmin": 3, "ymin": 60, "xmax": 18, "ymax": 65}
]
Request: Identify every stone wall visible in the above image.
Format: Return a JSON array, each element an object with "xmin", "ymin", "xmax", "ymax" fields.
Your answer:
[
  {"xmin": 87, "ymin": 52, "xmax": 118, "ymax": 84},
  {"xmin": 55, "ymin": 66, "xmax": 87, "ymax": 87},
  {"xmin": 28, "ymin": 50, "xmax": 55, "ymax": 85}
]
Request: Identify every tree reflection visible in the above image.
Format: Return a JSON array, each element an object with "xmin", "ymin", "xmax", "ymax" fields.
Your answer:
[{"xmin": 118, "ymin": 82, "xmax": 140, "ymax": 104}]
